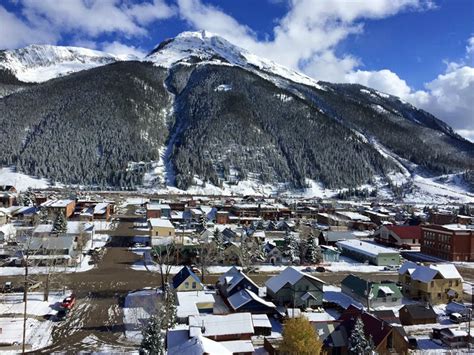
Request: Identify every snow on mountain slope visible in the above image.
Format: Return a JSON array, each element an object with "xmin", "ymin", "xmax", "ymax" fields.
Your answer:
[
  {"xmin": 0, "ymin": 45, "xmax": 118, "ymax": 83},
  {"xmin": 145, "ymin": 31, "xmax": 326, "ymax": 91}
]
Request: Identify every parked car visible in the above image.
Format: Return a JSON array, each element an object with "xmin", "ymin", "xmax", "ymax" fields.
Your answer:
[
  {"xmin": 61, "ymin": 294, "xmax": 76, "ymax": 310},
  {"xmin": 384, "ymin": 265, "xmax": 399, "ymax": 271},
  {"xmin": 304, "ymin": 267, "xmax": 315, "ymax": 272},
  {"xmin": 316, "ymin": 266, "xmax": 326, "ymax": 272}
]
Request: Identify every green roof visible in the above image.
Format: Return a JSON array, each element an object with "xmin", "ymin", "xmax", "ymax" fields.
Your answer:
[{"xmin": 341, "ymin": 274, "xmax": 402, "ymax": 299}]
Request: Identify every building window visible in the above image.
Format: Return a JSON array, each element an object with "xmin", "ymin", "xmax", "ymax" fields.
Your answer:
[
  {"xmin": 455, "ymin": 280, "xmax": 459, "ymax": 286},
  {"xmin": 449, "ymin": 281, "xmax": 452, "ymax": 287},
  {"xmin": 185, "ymin": 282, "xmax": 189, "ymax": 288},
  {"xmin": 192, "ymin": 282, "xmax": 196, "ymax": 289},
  {"xmin": 438, "ymin": 293, "xmax": 441, "ymax": 299},
  {"xmin": 430, "ymin": 281, "xmax": 434, "ymax": 287}
]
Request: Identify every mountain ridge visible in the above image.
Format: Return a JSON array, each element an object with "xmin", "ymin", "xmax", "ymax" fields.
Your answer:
[{"xmin": 0, "ymin": 31, "xmax": 472, "ymax": 200}]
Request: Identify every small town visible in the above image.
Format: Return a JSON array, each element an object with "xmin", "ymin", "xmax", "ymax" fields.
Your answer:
[{"xmin": 0, "ymin": 186, "xmax": 473, "ymax": 353}]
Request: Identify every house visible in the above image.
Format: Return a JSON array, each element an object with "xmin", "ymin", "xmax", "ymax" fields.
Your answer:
[
  {"xmin": 398, "ymin": 261, "xmax": 463, "ymax": 304},
  {"xmin": 374, "ymin": 225, "xmax": 421, "ymax": 249},
  {"xmin": 217, "ymin": 266, "xmax": 259, "ymax": 298},
  {"xmin": 340, "ymin": 275, "xmax": 402, "ymax": 308},
  {"xmin": 146, "ymin": 203, "xmax": 171, "ymax": 219},
  {"xmin": 27, "ymin": 236, "xmax": 76, "ymax": 266},
  {"xmin": 149, "ymin": 218, "xmax": 175, "ymax": 245},
  {"xmin": 421, "ymin": 224, "xmax": 474, "ymax": 261},
  {"xmin": 321, "ymin": 245, "xmax": 341, "ymax": 262},
  {"xmin": 432, "ymin": 327, "xmax": 470, "ymax": 347},
  {"xmin": 188, "ymin": 313, "xmax": 254, "ymax": 341},
  {"xmin": 336, "ymin": 240, "xmax": 401, "ymax": 266},
  {"xmin": 265, "ymin": 243, "xmax": 284, "ymax": 265},
  {"xmin": 399, "ymin": 304, "xmax": 437, "ymax": 325},
  {"xmin": 265, "ymin": 266, "xmax": 325, "ymax": 308},
  {"xmin": 325, "ymin": 305, "xmax": 409, "ymax": 355},
  {"xmin": 227, "ymin": 289, "xmax": 276, "ymax": 314},
  {"xmin": 41, "ymin": 199, "xmax": 76, "ymax": 218},
  {"xmin": 0, "ymin": 186, "xmax": 17, "ymax": 207},
  {"xmin": 172, "ymin": 266, "xmax": 204, "ymax": 292}
]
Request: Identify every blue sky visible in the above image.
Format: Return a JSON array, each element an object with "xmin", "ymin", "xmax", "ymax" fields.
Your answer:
[{"xmin": 1, "ymin": 0, "xmax": 473, "ymax": 139}]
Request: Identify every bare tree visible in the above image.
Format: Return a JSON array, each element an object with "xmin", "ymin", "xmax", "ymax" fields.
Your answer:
[{"xmin": 151, "ymin": 242, "xmax": 176, "ymax": 291}]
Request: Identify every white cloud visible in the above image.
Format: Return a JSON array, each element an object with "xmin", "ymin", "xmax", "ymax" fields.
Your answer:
[
  {"xmin": 125, "ymin": 0, "xmax": 176, "ymax": 25},
  {"xmin": 101, "ymin": 41, "xmax": 147, "ymax": 59},
  {"xmin": 0, "ymin": 5, "xmax": 57, "ymax": 48},
  {"xmin": 20, "ymin": 0, "xmax": 146, "ymax": 37}
]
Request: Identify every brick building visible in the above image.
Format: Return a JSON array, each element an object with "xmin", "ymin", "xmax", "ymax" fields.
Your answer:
[{"xmin": 421, "ymin": 224, "xmax": 474, "ymax": 261}]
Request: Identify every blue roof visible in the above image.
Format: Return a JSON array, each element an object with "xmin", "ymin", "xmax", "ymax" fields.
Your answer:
[{"xmin": 172, "ymin": 266, "xmax": 202, "ymax": 289}]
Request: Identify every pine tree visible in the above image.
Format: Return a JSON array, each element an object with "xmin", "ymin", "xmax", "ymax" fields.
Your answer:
[
  {"xmin": 162, "ymin": 286, "xmax": 177, "ymax": 330},
  {"xmin": 52, "ymin": 211, "xmax": 68, "ymax": 234},
  {"xmin": 38, "ymin": 208, "xmax": 50, "ymax": 224},
  {"xmin": 306, "ymin": 234, "xmax": 322, "ymax": 264},
  {"xmin": 140, "ymin": 314, "xmax": 165, "ymax": 355},
  {"xmin": 280, "ymin": 316, "xmax": 323, "ymax": 354},
  {"xmin": 284, "ymin": 232, "xmax": 300, "ymax": 265},
  {"xmin": 213, "ymin": 228, "xmax": 224, "ymax": 263},
  {"xmin": 348, "ymin": 316, "xmax": 374, "ymax": 355}
]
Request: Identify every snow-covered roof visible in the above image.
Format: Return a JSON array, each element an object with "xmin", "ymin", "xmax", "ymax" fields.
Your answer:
[
  {"xmin": 336, "ymin": 240, "xmax": 399, "ymax": 258},
  {"xmin": 148, "ymin": 218, "xmax": 174, "ymax": 228},
  {"xmin": 251, "ymin": 314, "xmax": 271, "ymax": 328},
  {"xmin": 300, "ymin": 312, "xmax": 337, "ymax": 322},
  {"xmin": 442, "ymin": 224, "xmax": 473, "ymax": 231},
  {"xmin": 227, "ymin": 289, "xmax": 275, "ymax": 310},
  {"xmin": 378, "ymin": 286, "xmax": 395, "ymax": 295},
  {"xmin": 168, "ymin": 334, "xmax": 232, "ymax": 355},
  {"xmin": 42, "ymin": 199, "xmax": 74, "ymax": 208},
  {"xmin": 147, "ymin": 203, "xmax": 171, "ymax": 210},
  {"xmin": 220, "ymin": 340, "xmax": 254, "ymax": 354},
  {"xmin": 93, "ymin": 202, "xmax": 109, "ymax": 215},
  {"xmin": 337, "ymin": 211, "xmax": 371, "ymax": 222},
  {"xmin": 176, "ymin": 291, "xmax": 215, "ymax": 318},
  {"xmin": 265, "ymin": 266, "xmax": 325, "ymax": 293},
  {"xmin": 189, "ymin": 313, "xmax": 254, "ymax": 337},
  {"xmin": 399, "ymin": 261, "xmax": 462, "ymax": 282}
]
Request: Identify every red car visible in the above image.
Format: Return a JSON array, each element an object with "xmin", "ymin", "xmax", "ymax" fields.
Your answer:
[{"xmin": 60, "ymin": 294, "xmax": 76, "ymax": 310}]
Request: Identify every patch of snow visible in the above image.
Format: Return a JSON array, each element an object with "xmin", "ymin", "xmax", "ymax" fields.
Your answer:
[
  {"xmin": 0, "ymin": 167, "xmax": 50, "ymax": 191},
  {"xmin": 215, "ymin": 84, "xmax": 232, "ymax": 92}
]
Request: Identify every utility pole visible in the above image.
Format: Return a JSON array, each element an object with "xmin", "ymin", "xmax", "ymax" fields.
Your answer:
[{"xmin": 22, "ymin": 251, "xmax": 29, "ymax": 354}]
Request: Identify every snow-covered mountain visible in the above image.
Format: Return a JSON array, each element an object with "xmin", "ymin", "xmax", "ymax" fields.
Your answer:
[
  {"xmin": 0, "ymin": 32, "xmax": 472, "ymax": 201},
  {"xmin": 0, "ymin": 45, "xmax": 119, "ymax": 83},
  {"xmin": 146, "ymin": 30, "xmax": 325, "ymax": 90}
]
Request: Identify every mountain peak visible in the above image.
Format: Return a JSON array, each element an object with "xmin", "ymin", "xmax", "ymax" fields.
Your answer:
[{"xmin": 146, "ymin": 30, "xmax": 324, "ymax": 90}]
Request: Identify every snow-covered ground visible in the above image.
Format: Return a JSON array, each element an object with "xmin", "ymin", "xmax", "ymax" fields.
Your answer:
[
  {"xmin": 0, "ymin": 167, "xmax": 50, "ymax": 191},
  {"xmin": 0, "ymin": 254, "xmax": 94, "ymax": 276},
  {"xmin": 0, "ymin": 317, "xmax": 54, "ymax": 352},
  {"xmin": 0, "ymin": 291, "xmax": 66, "ymax": 316}
]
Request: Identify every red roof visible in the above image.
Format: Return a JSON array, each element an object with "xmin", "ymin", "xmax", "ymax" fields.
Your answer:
[{"xmin": 386, "ymin": 225, "xmax": 422, "ymax": 240}]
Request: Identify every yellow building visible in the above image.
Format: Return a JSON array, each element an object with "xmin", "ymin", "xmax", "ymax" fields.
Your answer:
[
  {"xmin": 149, "ymin": 218, "xmax": 175, "ymax": 237},
  {"xmin": 172, "ymin": 266, "xmax": 204, "ymax": 292},
  {"xmin": 399, "ymin": 262, "xmax": 463, "ymax": 304}
]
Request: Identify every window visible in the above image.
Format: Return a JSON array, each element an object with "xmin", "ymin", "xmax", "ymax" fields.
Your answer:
[
  {"xmin": 438, "ymin": 293, "xmax": 441, "ymax": 299},
  {"xmin": 392, "ymin": 297, "xmax": 398, "ymax": 302},
  {"xmin": 449, "ymin": 281, "xmax": 452, "ymax": 287},
  {"xmin": 192, "ymin": 282, "xmax": 196, "ymax": 289},
  {"xmin": 430, "ymin": 281, "xmax": 434, "ymax": 287},
  {"xmin": 455, "ymin": 280, "xmax": 459, "ymax": 286},
  {"xmin": 185, "ymin": 282, "xmax": 189, "ymax": 288}
]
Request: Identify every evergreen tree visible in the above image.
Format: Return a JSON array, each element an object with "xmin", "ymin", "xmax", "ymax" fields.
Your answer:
[
  {"xmin": 38, "ymin": 208, "xmax": 50, "ymax": 224},
  {"xmin": 284, "ymin": 232, "xmax": 300, "ymax": 265},
  {"xmin": 213, "ymin": 228, "xmax": 224, "ymax": 263},
  {"xmin": 306, "ymin": 234, "xmax": 322, "ymax": 264},
  {"xmin": 348, "ymin": 316, "xmax": 374, "ymax": 355},
  {"xmin": 140, "ymin": 314, "xmax": 165, "ymax": 355},
  {"xmin": 52, "ymin": 211, "xmax": 68, "ymax": 234},
  {"xmin": 162, "ymin": 286, "xmax": 177, "ymax": 330}
]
